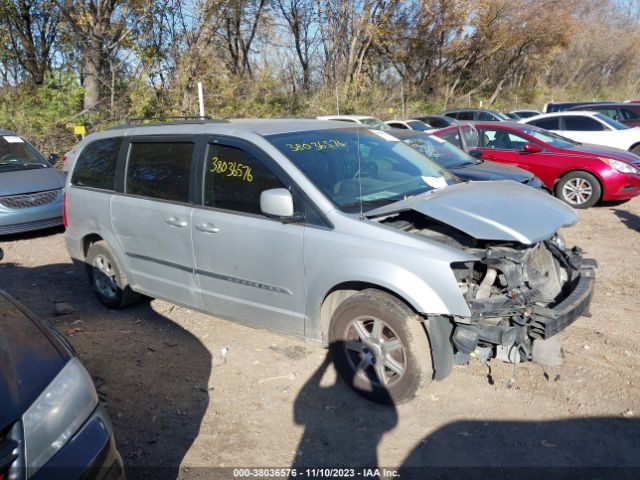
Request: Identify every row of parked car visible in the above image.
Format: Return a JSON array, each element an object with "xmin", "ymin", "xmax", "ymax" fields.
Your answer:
[
  {"xmin": 0, "ymin": 101, "xmax": 629, "ymax": 476},
  {"xmin": 318, "ymin": 107, "xmax": 640, "ymax": 208}
]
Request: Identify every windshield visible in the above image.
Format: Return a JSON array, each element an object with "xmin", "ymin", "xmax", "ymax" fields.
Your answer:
[
  {"xmin": 519, "ymin": 125, "xmax": 579, "ymax": 148},
  {"xmin": 494, "ymin": 111, "xmax": 511, "ymax": 120},
  {"xmin": 594, "ymin": 112, "xmax": 628, "ymax": 130},
  {"xmin": 396, "ymin": 133, "xmax": 477, "ymax": 168},
  {"xmin": 360, "ymin": 117, "xmax": 391, "ymax": 130},
  {"xmin": 267, "ymin": 128, "xmax": 456, "ymax": 212},
  {"xmin": 0, "ymin": 135, "xmax": 48, "ymax": 169}
]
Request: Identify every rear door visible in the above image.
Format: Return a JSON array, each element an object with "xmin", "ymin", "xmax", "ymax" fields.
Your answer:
[
  {"xmin": 111, "ymin": 135, "xmax": 203, "ymax": 308},
  {"xmin": 190, "ymin": 136, "xmax": 306, "ymax": 335}
]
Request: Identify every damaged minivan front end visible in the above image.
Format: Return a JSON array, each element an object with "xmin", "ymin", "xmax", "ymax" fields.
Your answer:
[{"xmin": 368, "ymin": 181, "xmax": 596, "ymax": 369}]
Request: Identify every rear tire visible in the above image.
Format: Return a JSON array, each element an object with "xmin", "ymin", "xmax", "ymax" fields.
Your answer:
[
  {"xmin": 86, "ymin": 241, "xmax": 140, "ymax": 309},
  {"xmin": 555, "ymin": 171, "xmax": 601, "ymax": 209},
  {"xmin": 328, "ymin": 289, "xmax": 433, "ymax": 404}
]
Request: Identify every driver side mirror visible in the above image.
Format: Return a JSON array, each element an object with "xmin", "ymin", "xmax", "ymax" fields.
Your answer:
[
  {"xmin": 260, "ymin": 188, "xmax": 297, "ymax": 220},
  {"xmin": 522, "ymin": 143, "xmax": 542, "ymax": 154},
  {"xmin": 468, "ymin": 149, "xmax": 483, "ymax": 159},
  {"xmin": 48, "ymin": 153, "xmax": 59, "ymax": 165}
]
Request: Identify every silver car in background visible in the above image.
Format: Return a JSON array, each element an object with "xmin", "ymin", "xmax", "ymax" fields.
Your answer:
[
  {"xmin": 0, "ymin": 130, "xmax": 65, "ymax": 235},
  {"xmin": 63, "ymin": 118, "xmax": 595, "ymax": 404}
]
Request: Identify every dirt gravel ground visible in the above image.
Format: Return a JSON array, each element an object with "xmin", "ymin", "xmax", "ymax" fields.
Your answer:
[{"xmin": 1, "ymin": 197, "xmax": 640, "ymax": 479}]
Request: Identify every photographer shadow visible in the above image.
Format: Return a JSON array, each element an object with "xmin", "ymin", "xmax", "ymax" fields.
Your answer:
[
  {"xmin": 0, "ymin": 257, "xmax": 211, "ymax": 480},
  {"xmin": 291, "ymin": 344, "xmax": 397, "ymax": 473},
  {"xmin": 398, "ymin": 416, "xmax": 640, "ymax": 479}
]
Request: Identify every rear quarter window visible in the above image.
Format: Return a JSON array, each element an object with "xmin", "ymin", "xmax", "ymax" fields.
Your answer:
[{"xmin": 71, "ymin": 137, "xmax": 123, "ymax": 190}]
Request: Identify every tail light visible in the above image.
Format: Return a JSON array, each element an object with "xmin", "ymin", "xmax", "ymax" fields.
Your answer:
[
  {"xmin": 62, "ymin": 155, "xmax": 68, "ymax": 163},
  {"xmin": 62, "ymin": 191, "xmax": 68, "ymax": 228}
]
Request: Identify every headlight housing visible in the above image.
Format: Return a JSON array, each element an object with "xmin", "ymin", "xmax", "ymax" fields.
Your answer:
[
  {"xmin": 550, "ymin": 233, "xmax": 566, "ymax": 251},
  {"xmin": 599, "ymin": 157, "xmax": 639, "ymax": 174},
  {"xmin": 22, "ymin": 358, "xmax": 98, "ymax": 478}
]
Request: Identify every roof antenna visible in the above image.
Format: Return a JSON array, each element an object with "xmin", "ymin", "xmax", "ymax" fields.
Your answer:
[{"xmin": 357, "ymin": 126, "xmax": 364, "ymax": 220}]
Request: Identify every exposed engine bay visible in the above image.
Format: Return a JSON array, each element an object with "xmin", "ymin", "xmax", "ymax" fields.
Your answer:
[{"xmin": 377, "ymin": 210, "xmax": 596, "ymax": 364}]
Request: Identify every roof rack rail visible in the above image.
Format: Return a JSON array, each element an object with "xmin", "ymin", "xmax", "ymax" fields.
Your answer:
[{"xmin": 108, "ymin": 116, "xmax": 230, "ymax": 130}]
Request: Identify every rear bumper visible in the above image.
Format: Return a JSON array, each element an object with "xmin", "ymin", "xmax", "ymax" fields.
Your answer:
[{"xmin": 530, "ymin": 264, "xmax": 596, "ymax": 339}]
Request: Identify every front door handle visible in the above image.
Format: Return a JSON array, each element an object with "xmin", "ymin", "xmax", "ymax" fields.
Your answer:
[
  {"xmin": 195, "ymin": 223, "xmax": 220, "ymax": 234},
  {"xmin": 165, "ymin": 217, "xmax": 188, "ymax": 228}
]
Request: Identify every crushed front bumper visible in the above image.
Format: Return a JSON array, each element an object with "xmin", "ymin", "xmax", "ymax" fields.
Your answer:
[
  {"xmin": 530, "ymin": 263, "xmax": 596, "ymax": 339},
  {"xmin": 452, "ymin": 260, "xmax": 596, "ymax": 359}
]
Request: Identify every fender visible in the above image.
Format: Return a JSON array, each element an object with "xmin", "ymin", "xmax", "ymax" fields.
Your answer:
[{"xmin": 305, "ymin": 257, "xmax": 471, "ymax": 341}]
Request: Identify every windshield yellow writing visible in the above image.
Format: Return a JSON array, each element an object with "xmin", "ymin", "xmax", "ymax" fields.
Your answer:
[
  {"xmin": 286, "ymin": 140, "xmax": 347, "ymax": 152},
  {"xmin": 210, "ymin": 156, "xmax": 253, "ymax": 182}
]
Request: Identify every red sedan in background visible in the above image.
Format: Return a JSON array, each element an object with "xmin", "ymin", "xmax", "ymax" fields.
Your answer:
[{"xmin": 434, "ymin": 121, "xmax": 640, "ymax": 208}]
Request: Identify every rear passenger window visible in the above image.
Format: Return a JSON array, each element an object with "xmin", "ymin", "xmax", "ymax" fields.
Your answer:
[
  {"xmin": 71, "ymin": 137, "xmax": 122, "ymax": 190},
  {"xmin": 622, "ymin": 109, "xmax": 639, "ymax": 120},
  {"xmin": 564, "ymin": 116, "xmax": 604, "ymax": 131},
  {"xmin": 529, "ymin": 117, "xmax": 560, "ymax": 130},
  {"xmin": 126, "ymin": 142, "xmax": 193, "ymax": 202},
  {"xmin": 204, "ymin": 144, "xmax": 284, "ymax": 215}
]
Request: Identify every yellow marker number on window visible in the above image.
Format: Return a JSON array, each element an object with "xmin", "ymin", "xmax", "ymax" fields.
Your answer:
[
  {"xmin": 211, "ymin": 156, "xmax": 253, "ymax": 182},
  {"xmin": 286, "ymin": 140, "xmax": 346, "ymax": 152}
]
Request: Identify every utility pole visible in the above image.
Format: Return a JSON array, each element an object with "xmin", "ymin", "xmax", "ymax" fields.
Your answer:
[{"xmin": 198, "ymin": 82, "xmax": 205, "ymax": 117}]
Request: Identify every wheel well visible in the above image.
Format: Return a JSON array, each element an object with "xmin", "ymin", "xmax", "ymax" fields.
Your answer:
[
  {"xmin": 319, "ymin": 282, "xmax": 418, "ymax": 344},
  {"xmin": 629, "ymin": 142, "xmax": 640, "ymax": 152},
  {"xmin": 553, "ymin": 169, "xmax": 604, "ymax": 196},
  {"xmin": 82, "ymin": 234, "xmax": 103, "ymax": 258},
  {"xmin": 319, "ymin": 282, "xmax": 454, "ymax": 381}
]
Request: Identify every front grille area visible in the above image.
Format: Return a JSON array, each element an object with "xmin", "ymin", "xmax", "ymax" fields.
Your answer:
[{"xmin": 0, "ymin": 189, "xmax": 59, "ymax": 209}]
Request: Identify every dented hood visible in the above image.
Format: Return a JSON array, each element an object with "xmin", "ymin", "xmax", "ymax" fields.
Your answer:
[{"xmin": 366, "ymin": 180, "xmax": 577, "ymax": 244}]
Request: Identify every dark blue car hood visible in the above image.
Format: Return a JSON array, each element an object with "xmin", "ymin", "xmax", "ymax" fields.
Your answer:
[
  {"xmin": 450, "ymin": 160, "xmax": 534, "ymax": 183},
  {"xmin": 0, "ymin": 167, "xmax": 65, "ymax": 196},
  {"xmin": 0, "ymin": 291, "xmax": 68, "ymax": 430}
]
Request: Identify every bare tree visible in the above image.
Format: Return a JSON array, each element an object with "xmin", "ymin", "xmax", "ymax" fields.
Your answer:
[
  {"xmin": 0, "ymin": 0, "xmax": 59, "ymax": 85},
  {"xmin": 274, "ymin": 0, "xmax": 317, "ymax": 91},
  {"xmin": 59, "ymin": 0, "xmax": 134, "ymax": 110}
]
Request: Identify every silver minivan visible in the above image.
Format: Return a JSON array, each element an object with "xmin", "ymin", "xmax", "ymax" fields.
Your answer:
[{"xmin": 64, "ymin": 118, "xmax": 595, "ymax": 403}]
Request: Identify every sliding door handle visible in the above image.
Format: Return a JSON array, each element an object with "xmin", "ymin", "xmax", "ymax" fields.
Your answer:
[
  {"xmin": 195, "ymin": 223, "xmax": 220, "ymax": 234},
  {"xmin": 165, "ymin": 217, "xmax": 188, "ymax": 228}
]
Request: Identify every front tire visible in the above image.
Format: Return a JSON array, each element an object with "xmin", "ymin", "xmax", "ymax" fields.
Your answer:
[
  {"xmin": 328, "ymin": 290, "xmax": 433, "ymax": 404},
  {"xmin": 555, "ymin": 171, "xmax": 601, "ymax": 209},
  {"xmin": 86, "ymin": 241, "xmax": 140, "ymax": 309}
]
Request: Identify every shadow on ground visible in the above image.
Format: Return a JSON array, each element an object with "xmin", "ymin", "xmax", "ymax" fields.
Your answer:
[
  {"xmin": 0, "ymin": 258, "xmax": 211, "ymax": 480},
  {"xmin": 399, "ymin": 416, "xmax": 640, "ymax": 479},
  {"xmin": 291, "ymin": 350, "xmax": 397, "ymax": 470},
  {"xmin": 292, "ymin": 352, "xmax": 640, "ymax": 479},
  {"xmin": 613, "ymin": 208, "xmax": 640, "ymax": 232}
]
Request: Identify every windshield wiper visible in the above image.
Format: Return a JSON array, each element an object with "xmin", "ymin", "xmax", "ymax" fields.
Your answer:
[
  {"xmin": 0, "ymin": 162, "xmax": 46, "ymax": 168},
  {"xmin": 340, "ymin": 198, "xmax": 394, "ymax": 210}
]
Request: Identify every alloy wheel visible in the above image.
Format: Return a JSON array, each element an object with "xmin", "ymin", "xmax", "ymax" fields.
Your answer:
[
  {"xmin": 343, "ymin": 316, "xmax": 407, "ymax": 387},
  {"xmin": 92, "ymin": 254, "xmax": 118, "ymax": 299},
  {"xmin": 562, "ymin": 177, "xmax": 593, "ymax": 205}
]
